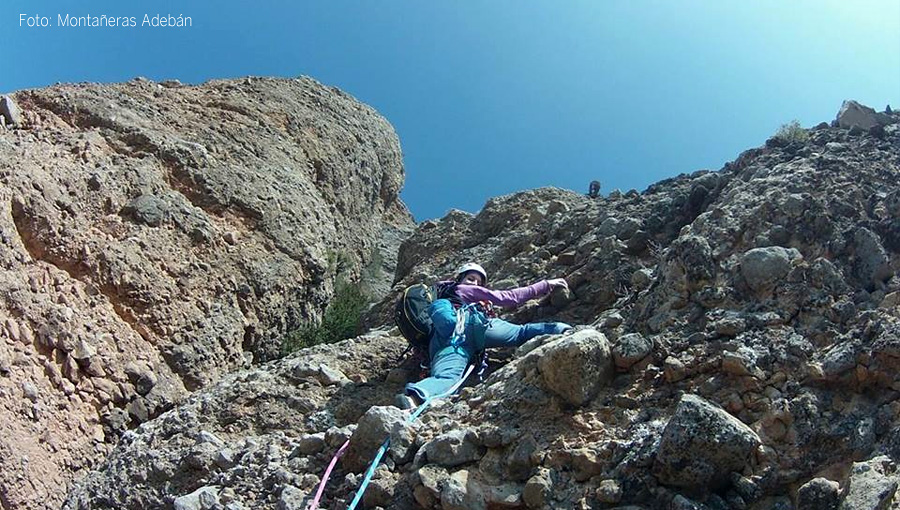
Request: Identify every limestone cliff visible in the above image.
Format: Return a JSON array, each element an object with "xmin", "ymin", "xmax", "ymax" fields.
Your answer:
[{"xmin": 0, "ymin": 76, "xmax": 413, "ymax": 510}]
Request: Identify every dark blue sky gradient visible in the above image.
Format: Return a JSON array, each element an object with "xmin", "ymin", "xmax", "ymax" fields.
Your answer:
[{"xmin": 3, "ymin": 1, "xmax": 898, "ymax": 220}]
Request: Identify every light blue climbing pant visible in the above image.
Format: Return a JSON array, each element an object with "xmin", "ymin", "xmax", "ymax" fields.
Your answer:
[{"xmin": 405, "ymin": 317, "xmax": 571, "ymax": 401}]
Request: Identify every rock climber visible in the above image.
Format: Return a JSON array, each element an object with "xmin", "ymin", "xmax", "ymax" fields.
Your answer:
[{"xmin": 395, "ymin": 262, "xmax": 571, "ymax": 409}]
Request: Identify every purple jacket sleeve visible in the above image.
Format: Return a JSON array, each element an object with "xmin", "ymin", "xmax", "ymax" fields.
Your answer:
[{"xmin": 454, "ymin": 280, "xmax": 551, "ymax": 308}]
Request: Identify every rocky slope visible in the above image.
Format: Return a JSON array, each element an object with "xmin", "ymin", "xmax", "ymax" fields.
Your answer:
[
  {"xmin": 0, "ymin": 77, "xmax": 413, "ymax": 510},
  {"xmin": 60, "ymin": 100, "xmax": 900, "ymax": 510},
  {"xmin": 14, "ymin": 93, "xmax": 900, "ymax": 510}
]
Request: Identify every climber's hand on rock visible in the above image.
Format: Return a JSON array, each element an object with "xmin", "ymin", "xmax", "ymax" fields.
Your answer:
[{"xmin": 548, "ymin": 278, "xmax": 569, "ymax": 290}]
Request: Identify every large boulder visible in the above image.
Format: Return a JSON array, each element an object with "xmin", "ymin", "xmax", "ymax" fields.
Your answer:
[
  {"xmin": 537, "ymin": 329, "xmax": 614, "ymax": 406},
  {"xmin": 740, "ymin": 246, "xmax": 801, "ymax": 293},
  {"xmin": 653, "ymin": 394, "xmax": 760, "ymax": 489},
  {"xmin": 836, "ymin": 100, "xmax": 893, "ymax": 130}
]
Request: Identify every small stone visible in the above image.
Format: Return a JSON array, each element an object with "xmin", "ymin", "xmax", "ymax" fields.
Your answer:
[
  {"xmin": 295, "ymin": 433, "xmax": 326, "ymax": 455},
  {"xmin": 5, "ymin": 319, "xmax": 20, "ymax": 342},
  {"xmin": 0, "ymin": 96, "xmax": 22, "ymax": 126},
  {"xmin": 596, "ymin": 479, "xmax": 622, "ymax": 504},
  {"xmin": 549, "ymin": 286, "xmax": 573, "ymax": 308},
  {"xmin": 224, "ymin": 231, "xmax": 238, "ymax": 245},
  {"xmin": 345, "ymin": 406, "xmax": 413, "ymax": 471},
  {"xmin": 60, "ymin": 380, "xmax": 76, "ymax": 396},
  {"xmin": 664, "ymin": 356, "xmax": 687, "ymax": 382},
  {"xmin": 173, "ymin": 486, "xmax": 221, "ymax": 510},
  {"xmin": 612, "ymin": 333, "xmax": 652, "ymax": 370},
  {"xmin": 571, "ymin": 449, "xmax": 604, "ymax": 481},
  {"xmin": 506, "ymin": 433, "xmax": 538, "ymax": 481},
  {"xmin": 837, "ymin": 99, "xmax": 892, "ymax": 130},
  {"xmin": 840, "ymin": 456, "xmax": 898, "ymax": 510},
  {"xmin": 278, "ymin": 485, "xmax": 309, "ymax": 510},
  {"xmin": 522, "ymin": 469, "xmax": 553, "ymax": 509},
  {"xmin": 72, "ymin": 338, "xmax": 96, "ymax": 361},
  {"xmin": 557, "ymin": 251, "xmax": 577, "ymax": 266},
  {"xmin": 440, "ymin": 469, "xmax": 470, "ymax": 510},
  {"xmin": 385, "ymin": 368, "xmax": 408, "ymax": 384},
  {"xmin": 797, "ymin": 477, "xmax": 839, "ymax": 510},
  {"xmin": 631, "ymin": 268, "xmax": 653, "ymax": 290},
  {"xmin": 423, "ymin": 429, "xmax": 483, "ymax": 468},
  {"xmin": 880, "ymin": 292, "xmax": 900, "ymax": 310},
  {"xmin": 216, "ymin": 449, "xmax": 237, "ymax": 469},
  {"xmin": 741, "ymin": 246, "xmax": 801, "ymax": 293},
  {"xmin": 22, "ymin": 381, "xmax": 39, "ymax": 402}
]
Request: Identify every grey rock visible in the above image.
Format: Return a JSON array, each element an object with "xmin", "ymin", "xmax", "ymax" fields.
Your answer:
[
  {"xmin": 671, "ymin": 494, "xmax": 708, "ymax": 510},
  {"xmin": 278, "ymin": 485, "xmax": 309, "ymax": 510},
  {"xmin": 345, "ymin": 406, "xmax": 414, "ymax": 471},
  {"xmin": 741, "ymin": 246, "xmax": 801, "ymax": 293},
  {"xmin": 537, "ymin": 329, "xmax": 614, "ymax": 406},
  {"xmin": 797, "ymin": 477, "xmax": 840, "ymax": 510},
  {"xmin": 195, "ymin": 430, "xmax": 225, "ymax": 448},
  {"xmin": 173, "ymin": 485, "xmax": 220, "ymax": 510},
  {"xmin": 851, "ymin": 228, "xmax": 892, "ymax": 289},
  {"xmin": 0, "ymin": 96, "xmax": 22, "ymax": 126},
  {"xmin": 549, "ymin": 286, "xmax": 574, "ymax": 308},
  {"xmin": 121, "ymin": 194, "xmax": 170, "ymax": 227},
  {"xmin": 837, "ymin": 100, "xmax": 893, "ymax": 129},
  {"xmin": 596, "ymin": 479, "xmax": 623, "ymax": 504},
  {"xmin": 613, "ymin": 333, "xmax": 652, "ymax": 369},
  {"xmin": 22, "ymin": 381, "xmax": 39, "ymax": 402},
  {"xmin": 506, "ymin": 433, "xmax": 538, "ymax": 481},
  {"xmin": 440, "ymin": 469, "xmax": 470, "ymax": 510},
  {"xmin": 654, "ymin": 394, "xmax": 760, "ymax": 489},
  {"xmin": 291, "ymin": 361, "xmax": 351, "ymax": 387},
  {"xmin": 325, "ymin": 424, "xmax": 355, "ymax": 448},
  {"xmin": 215, "ymin": 448, "xmax": 237, "ymax": 469},
  {"xmin": 71, "ymin": 338, "xmax": 96, "ymax": 361},
  {"xmin": 295, "ymin": 433, "xmax": 326, "ymax": 455},
  {"xmin": 423, "ymin": 429, "xmax": 483, "ymax": 468},
  {"xmin": 523, "ymin": 469, "xmax": 552, "ymax": 509},
  {"xmin": 839, "ymin": 456, "xmax": 898, "ymax": 510}
]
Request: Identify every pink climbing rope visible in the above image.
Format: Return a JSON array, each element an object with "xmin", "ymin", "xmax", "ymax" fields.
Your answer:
[{"xmin": 306, "ymin": 438, "xmax": 350, "ymax": 510}]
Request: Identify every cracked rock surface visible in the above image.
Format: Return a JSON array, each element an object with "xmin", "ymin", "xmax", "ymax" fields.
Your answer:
[
  {"xmin": 0, "ymin": 76, "xmax": 412, "ymax": 509},
  {"xmin": 5, "ymin": 86, "xmax": 900, "ymax": 510}
]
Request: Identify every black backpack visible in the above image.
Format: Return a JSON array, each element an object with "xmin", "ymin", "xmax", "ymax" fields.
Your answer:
[{"xmin": 394, "ymin": 282, "xmax": 460, "ymax": 352}]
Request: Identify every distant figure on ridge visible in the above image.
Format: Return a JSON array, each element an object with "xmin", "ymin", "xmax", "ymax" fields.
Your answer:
[{"xmin": 588, "ymin": 180, "xmax": 601, "ymax": 198}]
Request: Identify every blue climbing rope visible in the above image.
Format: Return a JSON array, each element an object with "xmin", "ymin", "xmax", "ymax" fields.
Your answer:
[{"xmin": 346, "ymin": 305, "xmax": 480, "ymax": 510}]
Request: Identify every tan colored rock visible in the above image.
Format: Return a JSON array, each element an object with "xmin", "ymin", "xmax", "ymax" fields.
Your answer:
[{"xmin": 0, "ymin": 76, "xmax": 414, "ymax": 510}]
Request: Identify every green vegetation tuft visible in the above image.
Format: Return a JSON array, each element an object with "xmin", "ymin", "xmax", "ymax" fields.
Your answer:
[
  {"xmin": 282, "ymin": 249, "xmax": 373, "ymax": 355},
  {"xmin": 282, "ymin": 276, "xmax": 370, "ymax": 354},
  {"xmin": 774, "ymin": 120, "xmax": 809, "ymax": 144}
]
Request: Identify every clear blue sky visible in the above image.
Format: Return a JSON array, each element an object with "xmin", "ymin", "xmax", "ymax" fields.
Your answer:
[{"xmin": 3, "ymin": 1, "xmax": 898, "ymax": 221}]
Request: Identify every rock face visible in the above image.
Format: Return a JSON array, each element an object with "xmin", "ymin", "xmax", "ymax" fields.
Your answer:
[
  {"xmin": 14, "ymin": 97, "xmax": 900, "ymax": 509},
  {"xmin": 0, "ymin": 77, "xmax": 413, "ymax": 510}
]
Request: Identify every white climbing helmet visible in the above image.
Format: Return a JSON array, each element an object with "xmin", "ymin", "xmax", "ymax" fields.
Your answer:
[{"xmin": 455, "ymin": 262, "xmax": 487, "ymax": 284}]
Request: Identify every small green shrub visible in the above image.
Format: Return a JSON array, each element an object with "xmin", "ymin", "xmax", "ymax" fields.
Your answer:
[
  {"xmin": 774, "ymin": 120, "xmax": 809, "ymax": 144},
  {"xmin": 282, "ymin": 277, "xmax": 370, "ymax": 354}
]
